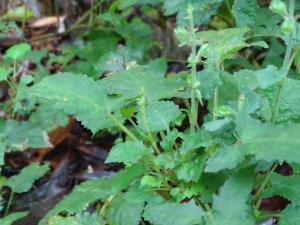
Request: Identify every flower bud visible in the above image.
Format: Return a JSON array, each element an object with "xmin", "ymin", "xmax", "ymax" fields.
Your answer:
[{"xmin": 270, "ymin": 0, "xmax": 287, "ymax": 16}]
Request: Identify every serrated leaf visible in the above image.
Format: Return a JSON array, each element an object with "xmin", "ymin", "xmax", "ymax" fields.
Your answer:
[
  {"xmin": 205, "ymin": 168, "xmax": 255, "ymax": 225},
  {"xmin": 105, "ymin": 141, "xmax": 151, "ymax": 164},
  {"xmin": 106, "ymin": 187, "xmax": 150, "ymax": 225},
  {"xmin": 180, "ymin": 129, "xmax": 212, "ymax": 153},
  {"xmin": 196, "ymin": 28, "xmax": 249, "ymax": 66},
  {"xmin": 232, "ymin": 0, "xmax": 258, "ymax": 27},
  {"xmin": 206, "ymin": 120, "xmax": 300, "ymax": 172},
  {"xmin": 5, "ymin": 43, "xmax": 31, "ymax": 60},
  {"xmin": 39, "ymin": 164, "xmax": 146, "ymax": 225},
  {"xmin": 30, "ymin": 73, "xmax": 123, "ymax": 134},
  {"xmin": 4, "ymin": 163, "xmax": 49, "ymax": 193},
  {"xmin": 137, "ymin": 101, "xmax": 181, "ymax": 132},
  {"xmin": 100, "ymin": 66, "xmax": 186, "ymax": 102},
  {"xmin": 163, "ymin": 0, "xmax": 223, "ymax": 26},
  {"xmin": 143, "ymin": 201, "xmax": 204, "ymax": 225},
  {"xmin": 0, "ymin": 212, "xmax": 28, "ymax": 225}
]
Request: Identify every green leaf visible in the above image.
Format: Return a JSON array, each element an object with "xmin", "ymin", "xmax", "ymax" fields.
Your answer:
[
  {"xmin": 1, "ymin": 6, "xmax": 35, "ymax": 20},
  {"xmin": 163, "ymin": 0, "xmax": 223, "ymax": 26},
  {"xmin": 105, "ymin": 141, "xmax": 151, "ymax": 164},
  {"xmin": 4, "ymin": 163, "xmax": 49, "ymax": 193},
  {"xmin": 39, "ymin": 164, "xmax": 146, "ymax": 225},
  {"xmin": 205, "ymin": 168, "xmax": 255, "ymax": 225},
  {"xmin": 279, "ymin": 204, "xmax": 300, "ymax": 225},
  {"xmin": 5, "ymin": 43, "xmax": 31, "ymax": 60},
  {"xmin": 196, "ymin": 28, "xmax": 249, "ymax": 66},
  {"xmin": 235, "ymin": 65, "xmax": 284, "ymax": 89},
  {"xmin": 3, "ymin": 120, "xmax": 52, "ymax": 151},
  {"xmin": 143, "ymin": 201, "xmax": 204, "ymax": 225},
  {"xmin": 30, "ymin": 73, "xmax": 123, "ymax": 134},
  {"xmin": 160, "ymin": 129, "xmax": 182, "ymax": 152},
  {"xmin": 263, "ymin": 173, "xmax": 300, "ymax": 205},
  {"xmin": 106, "ymin": 187, "xmax": 150, "ymax": 225},
  {"xmin": 101, "ymin": 66, "xmax": 185, "ymax": 102},
  {"xmin": 0, "ymin": 68, "xmax": 11, "ymax": 81},
  {"xmin": 262, "ymin": 78, "xmax": 300, "ymax": 123},
  {"xmin": 180, "ymin": 129, "xmax": 212, "ymax": 153},
  {"xmin": 0, "ymin": 212, "xmax": 28, "ymax": 225},
  {"xmin": 137, "ymin": 101, "xmax": 181, "ymax": 132},
  {"xmin": 206, "ymin": 118, "xmax": 300, "ymax": 172},
  {"xmin": 232, "ymin": 0, "xmax": 258, "ymax": 27}
]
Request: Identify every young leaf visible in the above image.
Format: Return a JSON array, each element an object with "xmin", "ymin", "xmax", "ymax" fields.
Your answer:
[
  {"xmin": 136, "ymin": 101, "xmax": 181, "ymax": 132},
  {"xmin": 143, "ymin": 201, "xmax": 204, "ymax": 225},
  {"xmin": 0, "ymin": 212, "xmax": 28, "ymax": 225},
  {"xmin": 160, "ymin": 129, "xmax": 182, "ymax": 152},
  {"xmin": 5, "ymin": 43, "xmax": 31, "ymax": 60},
  {"xmin": 39, "ymin": 164, "xmax": 146, "ymax": 225},
  {"xmin": 4, "ymin": 163, "xmax": 49, "ymax": 193},
  {"xmin": 105, "ymin": 141, "xmax": 152, "ymax": 164},
  {"xmin": 163, "ymin": 0, "xmax": 223, "ymax": 26},
  {"xmin": 30, "ymin": 73, "xmax": 123, "ymax": 134},
  {"xmin": 205, "ymin": 168, "xmax": 255, "ymax": 225}
]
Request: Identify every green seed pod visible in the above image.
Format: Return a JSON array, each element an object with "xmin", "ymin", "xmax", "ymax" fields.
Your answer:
[
  {"xmin": 270, "ymin": 0, "xmax": 287, "ymax": 16},
  {"xmin": 281, "ymin": 16, "xmax": 295, "ymax": 33}
]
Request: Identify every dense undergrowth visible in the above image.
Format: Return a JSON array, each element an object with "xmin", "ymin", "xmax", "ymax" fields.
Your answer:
[{"xmin": 1, "ymin": 0, "xmax": 300, "ymax": 224}]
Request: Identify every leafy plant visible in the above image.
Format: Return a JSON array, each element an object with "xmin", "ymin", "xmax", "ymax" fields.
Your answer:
[{"xmin": 1, "ymin": 0, "xmax": 300, "ymax": 224}]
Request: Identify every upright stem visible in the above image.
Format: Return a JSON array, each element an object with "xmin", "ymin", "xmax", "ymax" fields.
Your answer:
[
  {"xmin": 109, "ymin": 114, "xmax": 138, "ymax": 141},
  {"xmin": 4, "ymin": 191, "xmax": 14, "ymax": 216},
  {"xmin": 188, "ymin": 6, "xmax": 199, "ymax": 132},
  {"xmin": 270, "ymin": 0, "xmax": 295, "ymax": 125}
]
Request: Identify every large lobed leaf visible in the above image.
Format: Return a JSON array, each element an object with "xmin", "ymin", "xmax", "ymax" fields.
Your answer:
[
  {"xmin": 205, "ymin": 168, "xmax": 255, "ymax": 225},
  {"xmin": 206, "ymin": 117, "xmax": 300, "ymax": 172},
  {"xmin": 30, "ymin": 73, "xmax": 123, "ymax": 134}
]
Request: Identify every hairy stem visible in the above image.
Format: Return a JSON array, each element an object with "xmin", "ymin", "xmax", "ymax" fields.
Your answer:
[
  {"xmin": 188, "ymin": 6, "xmax": 199, "ymax": 132},
  {"xmin": 271, "ymin": 0, "xmax": 295, "ymax": 125}
]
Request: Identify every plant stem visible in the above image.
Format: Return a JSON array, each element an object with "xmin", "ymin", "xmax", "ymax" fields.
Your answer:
[
  {"xmin": 213, "ymin": 87, "xmax": 219, "ymax": 121},
  {"xmin": 188, "ymin": 6, "xmax": 199, "ymax": 132},
  {"xmin": 254, "ymin": 162, "xmax": 278, "ymax": 209},
  {"xmin": 21, "ymin": 0, "xmax": 28, "ymax": 33},
  {"xmin": 4, "ymin": 191, "xmax": 14, "ymax": 216},
  {"xmin": 271, "ymin": 0, "xmax": 295, "ymax": 125},
  {"xmin": 109, "ymin": 114, "xmax": 138, "ymax": 141}
]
